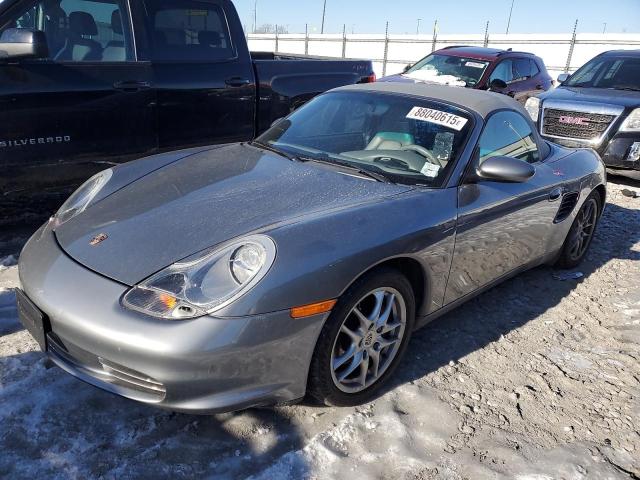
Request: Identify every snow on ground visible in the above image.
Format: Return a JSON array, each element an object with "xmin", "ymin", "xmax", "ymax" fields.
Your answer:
[{"xmin": 1, "ymin": 179, "xmax": 639, "ymax": 479}]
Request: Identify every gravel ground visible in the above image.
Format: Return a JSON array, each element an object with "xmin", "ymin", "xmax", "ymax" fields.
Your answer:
[{"xmin": 0, "ymin": 179, "xmax": 638, "ymax": 480}]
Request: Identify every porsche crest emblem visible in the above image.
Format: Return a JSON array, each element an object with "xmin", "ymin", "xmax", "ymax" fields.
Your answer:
[{"xmin": 89, "ymin": 233, "xmax": 108, "ymax": 246}]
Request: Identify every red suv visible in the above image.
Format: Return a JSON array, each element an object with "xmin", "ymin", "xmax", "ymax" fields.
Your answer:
[{"xmin": 379, "ymin": 46, "xmax": 553, "ymax": 104}]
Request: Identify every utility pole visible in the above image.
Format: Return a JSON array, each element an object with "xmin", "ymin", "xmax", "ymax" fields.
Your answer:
[
  {"xmin": 431, "ymin": 19, "xmax": 438, "ymax": 52},
  {"xmin": 565, "ymin": 19, "xmax": 578, "ymax": 74},
  {"xmin": 484, "ymin": 20, "xmax": 490, "ymax": 47},
  {"xmin": 506, "ymin": 0, "xmax": 515, "ymax": 34},
  {"xmin": 321, "ymin": 0, "xmax": 327, "ymax": 34},
  {"xmin": 253, "ymin": 0, "xmax": 257, "ymax": 33},
  {"xmin": 416, "ymin": 18, "xmax": 422, "ymax": 35}
]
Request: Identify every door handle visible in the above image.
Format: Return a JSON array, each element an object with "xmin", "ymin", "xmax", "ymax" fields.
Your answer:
[
  {"xmin": 549, "ymin": 187, "xmax": 563, "ymax": 201},
  {"xmin": 535, "ymin": 84, "xmax": 544, "ymax": 90},
  {"xmin": 113, "ymin": 80, "xmax": 152, "ymax": 92},
  {"xmin": 225, "ymin": 77, "xmax": 251, "ymax": 87}
]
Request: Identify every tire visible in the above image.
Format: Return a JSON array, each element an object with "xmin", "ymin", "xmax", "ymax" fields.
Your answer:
[
  {"xmin": 307, "ymin": 267, "xmax": 415, "ymax": 407},
  {"xmin": 555, "ymin": 190, "xmax": 601, "ymax": 269}
]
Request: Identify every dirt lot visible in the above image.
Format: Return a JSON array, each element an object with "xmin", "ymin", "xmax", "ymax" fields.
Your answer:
[{"xmin": 1, "ymin": 179, "xmax": 638, "ymax": 479}]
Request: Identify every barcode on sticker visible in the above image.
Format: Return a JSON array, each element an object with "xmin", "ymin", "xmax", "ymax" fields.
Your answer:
[{"xmin": 406, "ymin": 107, "xmax": 468, "ymax": 131}]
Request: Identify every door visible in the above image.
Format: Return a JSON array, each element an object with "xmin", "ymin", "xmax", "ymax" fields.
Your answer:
[
  {"xmin": 136, "ymin": 0, "xmax": 256, "ymax": 151},
  {"xmin": 444, "ymin": 111, "xmax": 562, "ymax": 304},
  {"xmin": 0, "ymin": 0, "xmax": 156, "ymax": 215}
]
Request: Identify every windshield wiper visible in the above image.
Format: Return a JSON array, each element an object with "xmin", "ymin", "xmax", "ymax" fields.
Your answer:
[
  {"xmin": 250, "ymin": 141, "xmax": 301, "ymax": 162},
  {"xmin": 299, "ymin": 153, "xmax": 392, "ymax": 183}
]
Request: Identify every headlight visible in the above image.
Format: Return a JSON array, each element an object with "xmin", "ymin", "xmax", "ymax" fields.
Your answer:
[
  {"xmin": 53, "ymin": 169, "xmax": 112, "ymax": 226},
  {"xmin": 122, "ymin": 235, "xmax": 276, "ymax": 319},
  {"xmin": 524, "ymin": 96, "xmax": 541, "ymax": 122},
  {"xmin": 620, "ymin": 108, "xmax": 640, "ymax": 132}
]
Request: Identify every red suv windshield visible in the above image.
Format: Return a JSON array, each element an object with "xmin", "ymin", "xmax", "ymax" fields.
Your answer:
[{"xmin": 405, "ymin": 54, "xmax": 490, "ymax": 87}]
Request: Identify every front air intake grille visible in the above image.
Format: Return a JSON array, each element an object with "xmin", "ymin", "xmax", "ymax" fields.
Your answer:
[
  {"xmin": 543, "ymin": 108, "xmax": 615, "ymax": 141},
  {"xmin": 98, "ymin": 358, "xmax": 166, "ymax": 398},
  {"xmin": 47, "ymin": 333, "xmax": 166, "ymax": 400},
  {"xmin": 554, "ymin": 192, "xmax": 580, "ymax": 223}
]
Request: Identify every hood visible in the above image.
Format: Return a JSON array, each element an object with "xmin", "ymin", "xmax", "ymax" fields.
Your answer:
[
  {"xmin": 55, "ymin": 144, "xmax": 411, "ymax": 285},
  {"xmin": 540, "ymin": 86, "xmax": 640, "ymax": 109}
]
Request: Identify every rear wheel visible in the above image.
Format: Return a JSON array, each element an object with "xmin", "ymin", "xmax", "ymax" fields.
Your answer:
[
  {"xmin": 555, "ymin": 191, "xmax": 601, "ymax": 269},
  {"xmin": 307, "ymin": 268, "xmax": 415, "ymax": 406}
]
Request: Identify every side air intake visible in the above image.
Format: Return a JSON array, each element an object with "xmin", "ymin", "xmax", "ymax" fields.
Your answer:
[{"xmin": 554, "ymin": 192, "xmax": 579, "ymax": 223}]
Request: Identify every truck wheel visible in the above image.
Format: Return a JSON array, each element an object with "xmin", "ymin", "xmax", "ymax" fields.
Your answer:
[{"xmin": 307, "ymin": 268, "xmax": 415, "ymax": 407}]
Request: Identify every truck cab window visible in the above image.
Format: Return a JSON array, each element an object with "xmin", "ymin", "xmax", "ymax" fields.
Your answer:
[
  {"xmin": 143, "ymin": 0, "xmax": 235, "ymax": 62},
  {"xmin": 0, "ymin": 0, "xmax": 133, "ymax": 61}
]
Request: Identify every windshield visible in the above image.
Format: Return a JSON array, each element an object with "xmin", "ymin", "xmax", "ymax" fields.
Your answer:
[
  {"xmin": 565, "ymin": 56, "xmax": 640, "ymax": 91},
  {"xmin": 256, "ymin": 91, "xmax": 473, "ymax": 186},
  {"xmin": 405, "ymin": 54, "xmax": 490, "ymax": 87}
]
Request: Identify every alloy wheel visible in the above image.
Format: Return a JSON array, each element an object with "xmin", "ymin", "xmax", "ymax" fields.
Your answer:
[
  {"xmin": 330, "ymin": 287, "xmax": 407, "ymax": 393},
  {"xmin": 568, "ymin": 198, "xmax": 598, "ymax": 261}
]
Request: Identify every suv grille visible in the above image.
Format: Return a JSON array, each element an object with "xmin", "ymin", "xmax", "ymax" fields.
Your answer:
[{"xmin": 543, "ymin": 108, "xmax": 615, "ymax": 141}]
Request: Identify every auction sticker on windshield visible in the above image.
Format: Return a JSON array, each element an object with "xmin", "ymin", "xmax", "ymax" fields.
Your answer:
[{"xmin": 406, "ymin": 107, "xmax": 468, "ymax": 131}]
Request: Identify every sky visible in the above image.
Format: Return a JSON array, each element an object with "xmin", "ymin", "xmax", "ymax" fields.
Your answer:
[{"xmin": 234, "ymin": 0, "xmax": 640, "ymax": 35}]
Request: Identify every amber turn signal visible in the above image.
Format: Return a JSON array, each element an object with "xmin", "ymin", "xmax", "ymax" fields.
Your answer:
[{"xmin": 290, "ymin": 299, "xmax": 337, "ymax": 319}]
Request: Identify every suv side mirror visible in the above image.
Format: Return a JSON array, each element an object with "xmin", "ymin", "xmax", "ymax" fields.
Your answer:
[
  {"xmin": 0, "ymin": 28, "xmax": 49, "ymax": 61},
  {"xmin": 402, "ymin": 64, "xmax": 412, "ymax": 73},
  {"xmin": 557, "ymin": 73, "xmax": 570, "ymax": 83},
  {"xmin": 489, "ymin": 78, "xmax": 508, "ymax": 90},
  {"xmin": 477, "ymin": 156, "xmax": 535, "ymax": 183}
]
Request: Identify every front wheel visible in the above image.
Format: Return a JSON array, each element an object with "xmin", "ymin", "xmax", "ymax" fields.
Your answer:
[
  {"xmin": 307, "ymin": 268, "xmax": 415, "ymax": 407},
  {"xmin": 555, "ymin": 191, "xmax": 601, "ymax": 269}
]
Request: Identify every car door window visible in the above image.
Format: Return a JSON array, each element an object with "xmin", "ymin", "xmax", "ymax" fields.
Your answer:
[
  {"xmin": 490, "ymin": 59, "xmax": 514, "ymax": 83},
  {"xmin": 529, "ymin": 59, "xmax": 540, "ymax": 77},
  {"xmin": 478, "ymin": 111, "xmax": 540, "ymax": 164},
  {"xmin": 142, "ymin": 0, "xmax": 235, "ymax": 62},
  {"xmin": 513, "ymin": 58, "xmax": 532, "ymax": 81},
  {"xmin": 0, "ymin": 0, "xmax": 133, "ymax": 61}
]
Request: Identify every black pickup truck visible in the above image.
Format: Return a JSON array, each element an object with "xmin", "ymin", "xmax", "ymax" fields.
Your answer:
[{"xmin": 0, "ymin": 0, "xmax": 374, "ymax": 224}]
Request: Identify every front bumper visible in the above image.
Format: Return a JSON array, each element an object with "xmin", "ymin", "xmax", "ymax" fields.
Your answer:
[
  {"xmin": 601, "ymin": 137, "xmax": 640, "ymax": 171},
  {"xmin": 18, "ymin": 222, "xmax": 327, "ymax": 413}
]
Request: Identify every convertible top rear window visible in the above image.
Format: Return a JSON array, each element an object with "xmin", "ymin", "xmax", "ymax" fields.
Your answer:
[{"xmin": 257, "ymin": 91, "xmax": 473, "ymax": 187}]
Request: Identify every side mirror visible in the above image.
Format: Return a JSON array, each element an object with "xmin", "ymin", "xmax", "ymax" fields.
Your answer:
[
  {"xmin": 402, "ymin": 64, "xmax": 412, "ymax": 73},
  {"xmin": 477, "ymin": 156, "xmax": 535, "ymax": 183},
  {"xmin": 0, "ymin": 28, "xmax": 49, "ymax": 61},
  {"xmin": 489, "ymin": 78, "xmax": 508, "ymax": 90},
  {"xmin": 557, "ymin": 73, "xmax": 570, "ymax": 83}
]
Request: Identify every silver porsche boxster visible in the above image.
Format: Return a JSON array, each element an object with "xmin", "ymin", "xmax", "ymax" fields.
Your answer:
[{"xmin": 17, "ymin": 82, "xmax": 606, "ymax": 413}]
